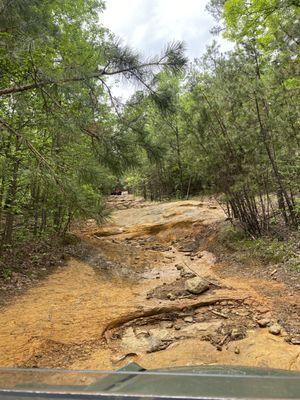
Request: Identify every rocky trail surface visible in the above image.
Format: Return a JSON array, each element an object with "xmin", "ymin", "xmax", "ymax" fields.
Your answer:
[{"xmin": 0, "ymin": 194, "xmax": 299, "ymax": 371}]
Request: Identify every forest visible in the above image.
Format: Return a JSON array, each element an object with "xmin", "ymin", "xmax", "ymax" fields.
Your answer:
[
  {"xmin": 0, "ymin": 0, "xmax": 299, "ymax": 247},
  {"xmin": 0, "ymin": 0, "xmax": 299, "ymax": 376}
]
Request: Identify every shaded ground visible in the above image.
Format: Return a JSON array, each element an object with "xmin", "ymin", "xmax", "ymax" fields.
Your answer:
[
  {"xmin": 0, "ymin": 194, "xmax": 299, "ymax": 371},
  {"xmin": 0, "ymin": 238, "xmax": 68, "ymax": 308}
]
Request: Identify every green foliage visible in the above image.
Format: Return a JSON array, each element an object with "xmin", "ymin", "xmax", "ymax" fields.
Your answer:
[
  {"xmin": 219, "ymin": 0, "xmax": 299, "ymax": 50},
  {"xmin": 1, "ymin": 268, "xmax": 12, "ymax": 280},
  {"xmin": 295, "ymin": 199, "xmax": 300, "ymax": 217},
  {"xmin": 218, "ymin": 225, "xmax": 299, "ymax": 270},
  {"xmin": 121, "ymin": 1, "xmax": 299, "ymax": 236},
  {"xmin": 122, "ymin": 73, "xmax": 204, "ymax": 200},
  {"xmin": 0, "ymin": 0, "xmax": 298, "ymax": 250},
  {"xmin": 0, "ymin": 0, "xmax": 187, "ymax": 246}
]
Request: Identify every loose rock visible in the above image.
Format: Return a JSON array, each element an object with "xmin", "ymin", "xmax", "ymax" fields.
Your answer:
[
  {"xmin": 184, "ymin": 316, "xmax": 194, "ymax": 323},
  {"xmin": 269, "ymin": 323, "xmax": 281, "ymax": 335},
  {"xmin": 185, "ymin": 277, "xmax": 209, "ymax": 295},
  {"xmin": 291, "ymin": 337, "xmax": 300, "ymax": 345},
  {"xmin": 167, "ymin": 293, "xmax": 176, "ymax": 301},
  {"xmin": 180, "ymin": 270, "xmax": 196, "ymax": 278},
  {"xmin": 231, "ymin": 328, "xmax": 244, "ymax": 340},
  {"xmin": 257, "ymin": 318, "xmax": 271, "ymax": 328},
  {"xmin": 256, "ymin": 306, "xmax": 270, "ymax": 313}
]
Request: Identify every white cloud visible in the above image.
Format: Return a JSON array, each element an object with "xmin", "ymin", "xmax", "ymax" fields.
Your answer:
[{"xmin": 100, "ymin": 0, "xmax": 233, "ymax": 98}]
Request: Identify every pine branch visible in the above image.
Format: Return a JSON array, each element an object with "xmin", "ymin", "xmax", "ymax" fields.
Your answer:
[{"xmin": 0, "ymin": 41, "xmax": 187, "ymax": 96}]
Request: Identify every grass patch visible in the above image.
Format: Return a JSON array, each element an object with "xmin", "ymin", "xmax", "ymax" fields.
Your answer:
[{"xmin": 218, "ymin": 225, "xmax": 300, "ymax": 271}]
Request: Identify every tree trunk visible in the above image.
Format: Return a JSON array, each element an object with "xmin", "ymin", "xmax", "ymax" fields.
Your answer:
[{"xmin": 2, "ymin": 156, "xmax": 20, "ymax": 245}]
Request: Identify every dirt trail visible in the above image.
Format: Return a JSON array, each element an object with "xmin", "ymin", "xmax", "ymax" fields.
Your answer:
[{"xmin": 0, "ymin": 194, "xmax": 299, "ymax": 371}]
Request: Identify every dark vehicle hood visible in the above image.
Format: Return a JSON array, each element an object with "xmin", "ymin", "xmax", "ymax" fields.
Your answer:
[{"xmin": 0, "ymin": 363, "xmax": 299, "ymax": 400}]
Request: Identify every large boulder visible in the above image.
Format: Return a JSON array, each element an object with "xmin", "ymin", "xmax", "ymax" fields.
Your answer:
[{"xmin": 185, "ymin": 277, "xmax": 209, "ymax": 294}]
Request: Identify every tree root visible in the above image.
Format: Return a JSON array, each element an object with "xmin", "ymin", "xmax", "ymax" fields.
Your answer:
[{"xmin": 102, "ymin": 293, "xmax": 248, "ymax": 342}]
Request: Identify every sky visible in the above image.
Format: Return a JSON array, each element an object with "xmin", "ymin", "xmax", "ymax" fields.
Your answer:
[{"xmin": 101, "ymin": 0, "xmax": 232, "ymax": 98}]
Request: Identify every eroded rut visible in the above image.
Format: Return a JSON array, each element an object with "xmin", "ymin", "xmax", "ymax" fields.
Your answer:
[{"xmin": 0, "ymin": 195, "xmax": 299, "ymax": 371}]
